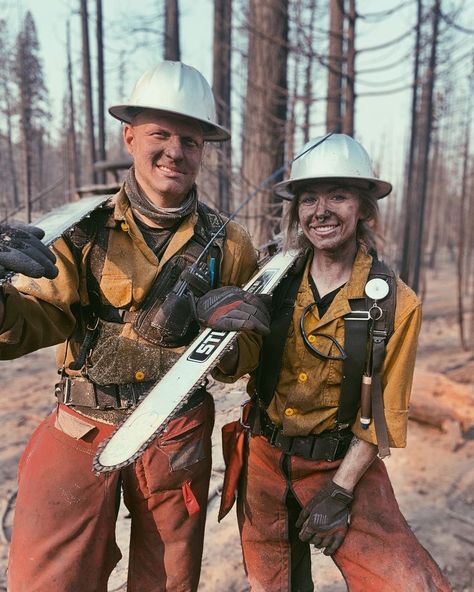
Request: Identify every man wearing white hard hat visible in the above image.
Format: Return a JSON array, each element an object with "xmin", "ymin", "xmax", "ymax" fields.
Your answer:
[
  {"xmin": 217, "ymin": 134, "xmax": 451, "ymax": 591},
  {"xmin": 0, "ymin": 61, "xmax": 270, "ymax": 591}
]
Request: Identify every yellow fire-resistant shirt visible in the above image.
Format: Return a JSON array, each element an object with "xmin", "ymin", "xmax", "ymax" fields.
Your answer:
[
  {"xmin": 0, "ymin": 187, "xmax": 259, "ymax": 385},
  {"xmin": 217, "ymin": 248, "xmax": 421, "ymax": 449}
]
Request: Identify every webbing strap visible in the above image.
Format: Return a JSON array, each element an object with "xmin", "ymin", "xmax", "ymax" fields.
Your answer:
[
  {"xmin": 255, "ymin": 257, "xmax": 305, "ymax": 407},
  {"xmin": 337, "ymin": 300, "xmax": 369, "ymax": 426},
  {"xmin": 371, "ymin": 334, "xmax": 390, "ymax": 458}
]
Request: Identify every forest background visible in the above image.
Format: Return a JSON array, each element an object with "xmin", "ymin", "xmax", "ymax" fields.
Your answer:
[
  {"xmin": 0, "ymin": 0, "xmax": 473, "ymax": 342},
  {"xmin": 0, "ymin": 1, "xmax": 473, "ymax": 590}
]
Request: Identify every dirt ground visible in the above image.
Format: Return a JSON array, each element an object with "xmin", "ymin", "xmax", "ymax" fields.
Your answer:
[{"xmin": 0, "ymin": 258, "xmax": 473, "ymax": 592}]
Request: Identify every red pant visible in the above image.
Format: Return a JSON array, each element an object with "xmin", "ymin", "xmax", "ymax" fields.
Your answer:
[
  {"xmin": 8, "ymin": 395, "xmax": 214, "ymax": 592},
  {"xmin": 237, "ymin": 435, "xmax": 452, "ymax": 592}
]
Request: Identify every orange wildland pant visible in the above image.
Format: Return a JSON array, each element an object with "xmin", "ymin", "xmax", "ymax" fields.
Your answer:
[
  {"xmin": 237, "ymin": 434, "xmax": 452, "ymax": 592},
  {"xmin": 8, "ymin": 395, "xmax": 214, "ymax": 592}
]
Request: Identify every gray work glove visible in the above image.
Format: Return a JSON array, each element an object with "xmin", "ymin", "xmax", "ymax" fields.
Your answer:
[
  {"xmin": 295, "ymin": 480, "xmax": 354, "ymax": 555},
  {"xmin": 0, "ymin": 222, "xmax": 58, "ymax": 279},
  {"xmin": 196, "ymin": 286, "xmax": 272, "ymax": 336}
]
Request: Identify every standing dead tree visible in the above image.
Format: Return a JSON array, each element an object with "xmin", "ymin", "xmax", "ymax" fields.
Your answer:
[
  {"xmin": 342, "ymin": 0, "xmax": 356, "ymax": 136},
  {"xmin": 165, "ymin": 0, "xmax": 181, "ymax": 60},
  {"xmin": 400, "ymin": 0, "xmax": 423, "ymax": 281},
  {"xmin": 240, "ymin": 0, "xmax": 289, "ymax": 248},
  {"xmin": 410, "ymin": 0, "xmax": 441, "ymax": 294},
  {"xmin": 80, "ymin": 0, "xmax": 97, "ymax": 185},
  {"xmin": 456, "ymin": 58, "xmax": 473, "ymax": 351},
  {"xmin": 66, "ymin": 20, "xmax": 80, "ymax": 198},
  {"xmin": 326, "ymin": 0, "xmax": 344, "ymax": 133},
  {"xmin": 96, "ymin": 0, "xmax": 106, "ymax": 184},
  {"xmin": 213, "ymin": 0, "xmax": 232, "ymax": 214}
]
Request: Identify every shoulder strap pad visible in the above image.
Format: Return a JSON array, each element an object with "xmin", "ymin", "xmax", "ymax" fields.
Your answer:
[{"xmin": 63, "ymin": 202, "xmax": 115, "ymax": 265}]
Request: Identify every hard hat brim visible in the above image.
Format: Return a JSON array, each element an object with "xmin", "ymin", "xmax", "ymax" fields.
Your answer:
[
  {"xmin": 108, "ymin": 105, "xmax": 231, "ymax": 142},
  {"xmin": 273, "ymin": 175, "xmax": 392, "ymax": 200}
]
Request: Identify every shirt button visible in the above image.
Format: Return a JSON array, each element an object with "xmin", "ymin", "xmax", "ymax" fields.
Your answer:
[
  {"xmin": 121, "ymin": 222, "xmax": 129, "ymax": 232},
  {"xmin": 135, "ymin": 371, "xmax": 145, "ymax": 381},
  {"xmin": 284, "ymin": 408, "xmax": 295, "ymax": 417},
  {"xmin": 298, "ymin": 372, "xmax": 308, "ymax": 383},
  {"xmin": 308, "ymin": 334, "xmax": 316, "ymax": 343}
]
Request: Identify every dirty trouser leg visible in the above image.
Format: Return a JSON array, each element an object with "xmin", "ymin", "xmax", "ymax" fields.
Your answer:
[
  {"xmin": 8, "ymin": 404, "xmax": 121, "ymax": 592},
  {"xmin": 292, "ymin": 457, "xmax": 452, "ymax": 592},
  {"xmin": 122, "ymin": 394, "xmax": 215, "ymax": 592},
  {"xmin": 237, "ymin": 434, "xmax": 312, "ymax": 592},
  {"xmin": 238, "ymin": 436, "xmax": 451, "ymax": 592}
]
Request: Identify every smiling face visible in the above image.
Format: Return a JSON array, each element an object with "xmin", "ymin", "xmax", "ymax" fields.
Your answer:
[
  {"xmin": 297, "ymin": 183, "xmax": 363, "ymax": 253},
  {"xmin": 123, "ymin": 110, "xmax": 204, "ymax": 207}
]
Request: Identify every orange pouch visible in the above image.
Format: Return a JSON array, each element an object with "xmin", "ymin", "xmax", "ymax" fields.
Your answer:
[{"xmin": 218, "ymin": 419, "xmax": 247, "ymax": 521}]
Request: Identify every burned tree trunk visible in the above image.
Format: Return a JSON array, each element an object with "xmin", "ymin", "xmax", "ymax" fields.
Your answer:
[
  {"xmin": 400, "ymin": 0, "xmax": 422, "ymax": 282},
  {"xmin": 212, "ymin": 0, "xmax": 232, "ymax": 214},
  {"xmin": 164, "ymin": 0, "xmax": 180, "ymax": 61},
  {"xmin": 240, "ymin": 0, "xmax": 289, "ymax": 248},
  {"xmin": 411, "ymin": 0, "xmax": 440, "ymax": 293},
  {"xmin": 326, "ymin": 0, "xmax": 344, "ymax": 133},
  {"xmin": 343, "ymin": 0, "xmax": 356, "ymax": 136},
  {"xmin": 96, "ymin": 0, "xmax": 106, "ymax": 183},
  {"xmin": 80, "ymin": 0, "xmax": 97, "ymax": 185},
  {"xmin": 67, "ymin": 20, "xmax": 80, "ymax": 196}
]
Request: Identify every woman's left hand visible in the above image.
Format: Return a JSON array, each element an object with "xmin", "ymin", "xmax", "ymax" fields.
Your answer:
[{"xmin": 296, "ymin": 480, "xmax": 353, "ymax": 555}]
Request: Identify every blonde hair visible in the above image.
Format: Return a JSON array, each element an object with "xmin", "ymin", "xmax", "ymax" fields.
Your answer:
[{"xmin": 284, "ymin": 184, "xmax": 380, "ymax": 253}]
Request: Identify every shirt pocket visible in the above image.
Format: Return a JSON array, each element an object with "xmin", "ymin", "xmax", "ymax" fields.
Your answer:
[{"xmin": 99, "ymin": 276, "xmax": 133, "ymax": 308}]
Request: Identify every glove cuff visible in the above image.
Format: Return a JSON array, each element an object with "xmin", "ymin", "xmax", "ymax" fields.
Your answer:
[{"xmin": 327, "ymin": 480, "xmax": 354, "ymax": 506}]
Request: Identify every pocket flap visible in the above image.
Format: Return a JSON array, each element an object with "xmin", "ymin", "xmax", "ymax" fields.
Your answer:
[{"xmin": 55, "ymin": 407, "xmax": 96, "ymax": 439}]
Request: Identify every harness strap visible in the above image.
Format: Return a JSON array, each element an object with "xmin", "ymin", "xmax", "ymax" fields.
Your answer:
[
  {"xmin": 337, "ymin": 301, "xmax": 370, "ymax": 426},
  {"xmin": 255, "ymin": 253, "xmax": 306, "ymax": 407},
  {"xmin": 371, "ymin": 331, "xmax": 390, "ymax": 458},
  {"xmin": 65, "ymin": 200, "xmax": 226, "ymax": 369}
]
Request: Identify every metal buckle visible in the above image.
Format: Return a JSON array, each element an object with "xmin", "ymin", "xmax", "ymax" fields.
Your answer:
[
  {"xmin": 325, "ymin": 436, "xmax": 341, "ymax": 461},
  {"xmin": 62, "ymin": 378, "xmax": 72, "ymax": 405},
  {"xmin": 344, "ymin": 311, "xmax": 371, "ymax": 321},
  {"xmin": 268, "ymin": 424, "xmax": 280, "ymax": 446},
  {"xmin": 118, "ymin": 384, "xmax": 136, "ymax": 408},
  {"xmin": 372, "ymin": 328, "xmax": 388, "ymax": 344}
]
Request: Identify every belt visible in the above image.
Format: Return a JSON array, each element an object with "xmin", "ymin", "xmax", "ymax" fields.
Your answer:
[
  {"xmin": 55, "ymin": 377, "xmax": 154, "ymax": 410},
  {"xmin": 55, "ymin": 377, "xmax": 207, "ymax": 412},
  {"xmin": 249, "ymin": 406, "xmax": 353, "ymax": 462}
]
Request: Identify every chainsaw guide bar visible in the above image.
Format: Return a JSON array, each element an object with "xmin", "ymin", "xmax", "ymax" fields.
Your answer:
[{"xmin": 93, "ymin": 249, "xmax": 299, "ymax": 473}]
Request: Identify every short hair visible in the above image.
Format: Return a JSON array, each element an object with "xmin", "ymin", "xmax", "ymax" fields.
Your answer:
[{"xmin": 284, "ymin": 183, "xmax": 380, "ymax": 254}]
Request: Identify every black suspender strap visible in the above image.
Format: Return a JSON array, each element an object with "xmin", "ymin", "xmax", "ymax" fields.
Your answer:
[
  {"xmin": 337, "ymin": 302, "xmax": 370, "ymax": 427},
  {"xmin": 371, "ymin": 329, "xmax": 390, "ymax": 458},
  {"xmin": 255, "ymin": 255, "xmax": 306, "ymax": 408}
]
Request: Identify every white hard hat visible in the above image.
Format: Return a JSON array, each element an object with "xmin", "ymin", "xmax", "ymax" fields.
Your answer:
[
  {"xmin": 109, "ymin": 61, "xmax": 230, "ymax": 142},
  {"xmin": 273, "ymin": 133, "xmax": 392, "ymax": 200}
]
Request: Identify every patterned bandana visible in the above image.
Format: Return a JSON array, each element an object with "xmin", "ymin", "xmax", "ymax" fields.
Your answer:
[{"xmin": 124, "ymin": 166, "xmax": 197, "ymax": 227}]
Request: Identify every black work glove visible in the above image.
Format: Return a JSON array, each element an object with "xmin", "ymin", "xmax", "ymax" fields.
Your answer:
[
  {"xmin": 0, "ymin": 222, "xmax": 58, "ymax": 279},
  {"xmin": 196, "ymin": 286, "xmax": 272, "ymax": 336},
  {"xmin": 295, "ymin": 480, "xmax": 354, "ymax": 555}
]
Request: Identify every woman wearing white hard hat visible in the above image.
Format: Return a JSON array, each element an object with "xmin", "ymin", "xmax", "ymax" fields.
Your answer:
[{"xmin": 216, "ymin": 134, "xmax": 451, "ymax": 591}]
